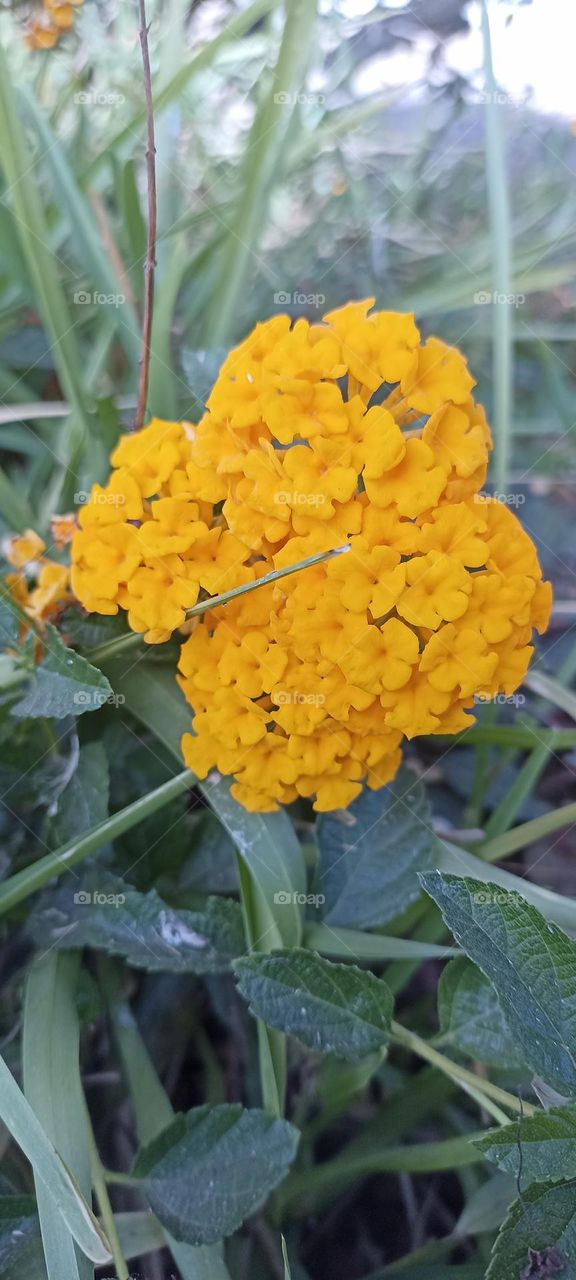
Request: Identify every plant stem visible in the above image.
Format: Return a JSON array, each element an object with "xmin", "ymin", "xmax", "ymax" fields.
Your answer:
[
  {"xmin": 87, "ymin": 544, "xmax": 349, "ymax": 664},
  {"xmin": 134, "ymin": 0, "xmax": 157, "ymax": 432},
  {"xmin": 237, "ymin": 858, "xmax": 285, "ymax": 1116},
  {"xmin": 391, "ymin": 1021, "xmax": 536, "ymax": 1117},
  {"xmin": 0, "ymin": 769, "xmax": 192, "ymax": 916},
  {"xmin": 86, "ymin": 1111, "xmax": 130, "ymax": 1280}
]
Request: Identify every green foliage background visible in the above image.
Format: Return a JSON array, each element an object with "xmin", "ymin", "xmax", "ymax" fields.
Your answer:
[{"xmin": 0, "ymin": 2, "xmax": 576, "ymax": 1279}]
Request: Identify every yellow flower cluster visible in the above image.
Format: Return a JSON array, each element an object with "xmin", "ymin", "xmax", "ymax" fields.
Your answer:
[
  {"xmin": 26, "ymin": 0, "xmax": 83, "ymax": 49},
  {"xmin": 70, "ymin": 300, "xmax": 551, "ymax": 813},
  {"xmin": 5, "ymin": 529, "xmax": 71, "ymax": 628}
]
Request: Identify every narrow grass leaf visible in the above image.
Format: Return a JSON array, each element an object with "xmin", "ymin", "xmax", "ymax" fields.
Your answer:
[
  {"xmin": 23, "ymin": 954, "xmax": 92, "ymax": 1280},
  {"xmin": 0, "ymin": 769, "xmax": 193, "ymax": 916},
  {"xmin": 20, "ymin": 88, "xmax": 141, "ymax": 372},
  {"xmin": 205, "ymin": 0, "xmax": 318, "ymax": 343},
  {"xmin": 304, "ymin": 922, "xmax": 458, "ymax": 961},
  {"xmin": 0, "ymin": 1052, "xmax": 109, "ymax": 1262},
  {"xmin": 0, "ymin": 45, "xmax": 91, "ymax": 430},
  {"xmin": 103, "ymin": 971, "xmax": 232, "ymax": 1280}
]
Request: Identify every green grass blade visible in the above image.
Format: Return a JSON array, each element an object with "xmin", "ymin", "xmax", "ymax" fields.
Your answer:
[
  {"xmin": 304, "ymin": 923, "xmax": 459, "ymax": 961},
  {"xmin": 0, "ymin": 463, "xmax": 34, "ymax": 531},
  {"xmin": 20, "ymin": 87, "xmax": 142, "ymax": 373},
  {"xmin": 480, "ymin": 0, "xmax": 513, "ymax": 491},
  {"xmin": 480, "ymin": 801, "xmax": 576, "ymax": 863},
  {"xmin": 485, "ymin": 640, "xmax": 576, "ymax": 837},
  {"xmin": 278, "ymin": 1134, "xmax": 481, "ymax": 1220},
  {"xmin": 101, "ymin": 962, "xmax": 232, "ymax": 1280},
  {"xmin": 0, "ymin": 769, "xmax": 193, "ymax": 916},
  {"xmin": 0, "ymin": 44, "xmax": 91, "ymax": 432},
  {"xmin": 524, "ymin": 669, "xmax": 576, "ymax": 721},
  {"xmin": 23, "ymin": 954, "xmax": 92, "ymax": 1280},
  {"xmin": 0, "ymin": 1050, "xmax": 109, "ymax": 1263},
  {"xmin": 205, "ymin": 0, "xmax": 318, "ymax": 344},
  {"xmin": 108, "ymin": 658, "xmax": 308, "ymax": 1114},
  {"xmin": 87, "ymin": 0, "xmax": 275, "ymax": 176}
]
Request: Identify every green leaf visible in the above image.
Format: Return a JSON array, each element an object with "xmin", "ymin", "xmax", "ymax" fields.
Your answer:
[
  {"xmin": 486, "ymin": 1181, "xmax": 576, "ymax": 1280},
  {"xmin": 0, "ymin": 1052, "xmax": 109, "ymax": 1263},
  {"xmin": 23, "ymin": 954, "xmax": 93, "ymax": 1280},
  {"xmin": 234, "ymin": 949, "xmax": 393, "ymax": 1061},
  {"xmin": 29, "ymin": 874, "xmax": 244, "ymax": 974},
  {"xmin": 11, "ymin": 626, "xmax": 114, "ymax": 720},
  {"xmin": 102, "ymin": 970, "xmax": 232, "ymax": 1280},
  {"xmin": 317, "ymin": 767, "xmax": 439, "ymax": 928},
  {"xmin": 476, "ymin": 1106, "xmax": 576, "ymax": 1185},
  {"xmin": 105, "ymin": 660, "xmax": 307, "ymax": 949},
  {"xmin": 437, "ymin": 957, "xmax": 525, "ymax": 1071},
  {"xmin": 133, "ymin": 1105, "xmax": 300, "ymax": 1246},
  {"xmin": 421, "ymin": 873, "xmax": 576, "ymax": 1094},
  {"xmin": 46, "ymin": 742, "xmax": 109, "ymax": 848},
  {"xmin": 103, "ymin": 656, "xmax": 307, "ymax": 1114}
]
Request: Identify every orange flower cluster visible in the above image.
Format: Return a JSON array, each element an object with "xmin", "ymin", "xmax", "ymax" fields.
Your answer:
[
  {"xmin": 70, "ymin": 300, "xmax": 552, "ymax": 812},
  {"xmin": 4, "ymin": 528, "xmax": 71, "ymax": 627},
  {"xmin": 26, "ymin": 0, "xmax": 83, "ymax": 49}
]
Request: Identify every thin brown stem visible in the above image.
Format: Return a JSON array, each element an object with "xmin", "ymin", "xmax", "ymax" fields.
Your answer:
[{"xmin": 134, "ymin": 0, "xmax": 157, "ymax": 432}]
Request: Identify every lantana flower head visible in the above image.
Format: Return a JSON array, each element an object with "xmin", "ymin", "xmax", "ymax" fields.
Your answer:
[
  {"xmin": 70, "ymin": 300, "xmax": 551, "ymax": 813},
  {"xmin": 25, "ymin": 0, "xmax": 84, "ymax": 48},
  {"xmin": 4, "ymin": 530, "xmax": 71, "ymax": 630}
]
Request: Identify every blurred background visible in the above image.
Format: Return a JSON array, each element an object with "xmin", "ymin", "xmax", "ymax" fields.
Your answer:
[{"xmin": 0, "ymin": 0, "xmax": 575, "ymax": 623}]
